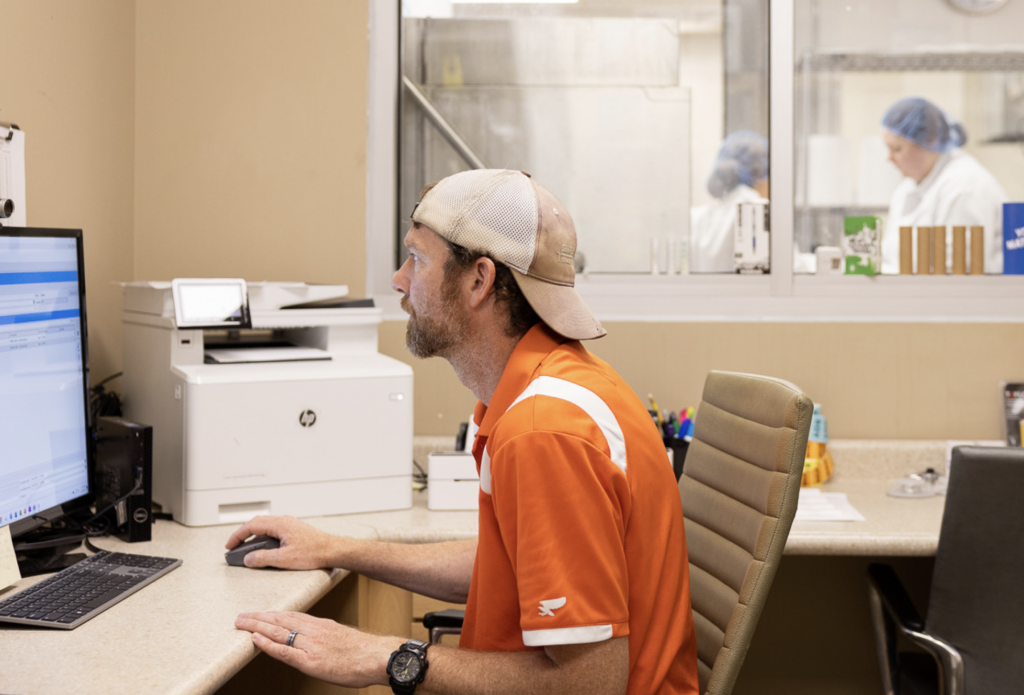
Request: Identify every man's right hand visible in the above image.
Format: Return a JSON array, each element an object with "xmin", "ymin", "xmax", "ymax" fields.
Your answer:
[{"xmin": 225, "ymin": 515, "xmax": 339, "ymax": 570}]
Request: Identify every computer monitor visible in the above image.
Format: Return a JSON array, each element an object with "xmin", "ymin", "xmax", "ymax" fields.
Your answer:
[{"xmin": 0, "ymin": 228, "xmax": 94, "ymax": 563}]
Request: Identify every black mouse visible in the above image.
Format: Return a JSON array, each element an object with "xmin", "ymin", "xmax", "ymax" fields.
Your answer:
[{"xmin": 225, "ymin": 534, "xmax": 281, "ymax": 567}]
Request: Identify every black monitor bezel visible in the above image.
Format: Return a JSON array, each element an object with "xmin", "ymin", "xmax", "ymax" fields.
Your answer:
[{"xmin": 0, "ymin": 226, "xmax": 95, "ymax": 540}]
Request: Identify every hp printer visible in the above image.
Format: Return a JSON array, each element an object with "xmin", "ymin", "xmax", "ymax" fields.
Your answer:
[{"xmin": 120, "ymin": 280, "xmax": 413, "ymax": 526}]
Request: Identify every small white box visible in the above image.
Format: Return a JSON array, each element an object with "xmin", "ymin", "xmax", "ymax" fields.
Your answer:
[{"xmin": 428, "ymin": 452, "xmax": 479, "ymax": 511}]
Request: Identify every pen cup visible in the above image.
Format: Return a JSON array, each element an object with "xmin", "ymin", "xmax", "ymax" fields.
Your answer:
[{"xmin": 663, "ymin": 436, "xmax": 689, "ymax": 481}]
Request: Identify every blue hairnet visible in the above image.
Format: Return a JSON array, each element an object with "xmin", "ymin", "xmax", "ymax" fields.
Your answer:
[
  {"xmin": 881, "ymin": 97, "xmax": 967, "ymax": 153},
  {"xmin": 707, "ymin": 130, "xmax": 769, "ymax": 199}
]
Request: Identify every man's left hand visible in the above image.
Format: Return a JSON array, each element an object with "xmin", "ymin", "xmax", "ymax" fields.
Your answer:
[{"xmin": 235, "ymin": 611, "xmax": 403, "ymax": 688}]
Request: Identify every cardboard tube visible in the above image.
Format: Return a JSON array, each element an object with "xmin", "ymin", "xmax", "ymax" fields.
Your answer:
[
  {"xmin": 952, "ymin": 226, "xmax": 967, "ymax": 275},
  {"xmin": 899, "ymin": 226, "xmax": 913, "ymax": 274},
  {"xmin": 932, "ymin": 226, "xmax": 947, "ymax": 275},
  {"xmin": 970, "ymin": 225, "xmax": 985, "ymax": 274},
  {"xmin": 917, "ymin": 226, "xmax": 932, "ymax": 275}
]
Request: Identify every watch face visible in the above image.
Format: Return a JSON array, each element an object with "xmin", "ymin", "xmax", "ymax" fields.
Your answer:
[{"xmin": 392, "ymin": 651, "xmax": 423, "ymax": 683}]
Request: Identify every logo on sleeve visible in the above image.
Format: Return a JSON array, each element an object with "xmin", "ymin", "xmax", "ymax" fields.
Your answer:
[{"xmin": 538, "ymin": 597, "xmax": 567, "ymax": 617}]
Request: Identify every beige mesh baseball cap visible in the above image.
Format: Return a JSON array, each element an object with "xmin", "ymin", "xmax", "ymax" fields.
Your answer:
[{"xmin": 411, "ymin": 169, "xmax": 606, "ymax": 340}]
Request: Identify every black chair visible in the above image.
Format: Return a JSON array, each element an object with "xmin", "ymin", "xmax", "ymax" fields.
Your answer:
[{"xmin": 866, "ymin": 446, "xmax": 1024, "ymax": 695}]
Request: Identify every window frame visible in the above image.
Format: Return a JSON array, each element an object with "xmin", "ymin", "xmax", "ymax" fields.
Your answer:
[{"xmin": 366, "ymin": 0, "xmax": 1024, "ymax": 323}]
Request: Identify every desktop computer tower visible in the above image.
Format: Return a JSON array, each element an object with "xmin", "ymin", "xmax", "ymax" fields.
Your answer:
[{"xmin": 95, "ymin": 416, "xmax": 153, "ymax": 543}]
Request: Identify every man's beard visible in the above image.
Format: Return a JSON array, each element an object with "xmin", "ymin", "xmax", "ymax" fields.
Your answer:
[{"xmin": 402, "ymin": 276, "xmax": 468, "ymax": 359}]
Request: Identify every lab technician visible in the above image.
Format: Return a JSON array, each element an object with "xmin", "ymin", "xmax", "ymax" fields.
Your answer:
[
  {"xmin": 228, "ymin": 169, "xmax": 699, "ymax": 695},
  {"xmin": 689, "ymin": 130, "xmax": 769, "ymax": 273},
  {"xmin": 880, "ymin": 96, "xmax": 1007, "ymax": 274}
]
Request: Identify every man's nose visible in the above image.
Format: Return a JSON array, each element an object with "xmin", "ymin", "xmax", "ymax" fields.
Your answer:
[{"xmin": 391, "ymin": 257, "xmax": 412, "ymax": 294}]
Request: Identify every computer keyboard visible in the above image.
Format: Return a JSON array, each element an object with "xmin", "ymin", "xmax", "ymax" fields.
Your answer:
[{"xmin": 0, "ymin": 551, "xmax": 182, "ymax": 629}]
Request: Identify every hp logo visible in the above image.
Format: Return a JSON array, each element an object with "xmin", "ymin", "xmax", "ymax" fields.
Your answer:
[{"xmin": 298, "ymin": 410, "xmax": 317, "ymax": 428}]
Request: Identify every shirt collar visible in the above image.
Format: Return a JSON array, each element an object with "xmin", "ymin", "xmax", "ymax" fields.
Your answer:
[{"xmin": 473, "ymin": 323, "xmax": 569, "ymax": 440}]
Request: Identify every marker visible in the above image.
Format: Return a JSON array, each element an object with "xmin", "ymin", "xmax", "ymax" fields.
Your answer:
[{"xmin": 648, "ymin": 393, "xmax": 665, "ymax": 427}]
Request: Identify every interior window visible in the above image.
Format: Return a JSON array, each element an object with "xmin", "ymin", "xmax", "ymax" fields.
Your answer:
[
  {"xmin": 793, "ymin": 0, "xmax": 1024, "ymax": 275},
  {"xmin": 398, "ymin": 0, "xmax": 769, "ymax": 275}
]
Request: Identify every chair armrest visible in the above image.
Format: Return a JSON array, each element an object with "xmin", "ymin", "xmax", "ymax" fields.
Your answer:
[
  {"xmin": 867, "ymin": 563, "xmax": 924, "ymax": 632},
  {"xmin": 866, "ymin": 563, "xmax": 966, "ymax": 695},
  {"xmin": 422, "ymin": 609, "xmax": 465, "ymax": 645},
  {"xmin": 422, "ymin": 608, "xmax": 465, "ymax": 631}
]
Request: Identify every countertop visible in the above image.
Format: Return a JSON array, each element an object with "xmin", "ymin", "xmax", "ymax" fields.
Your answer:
[{"xmin": 0, "ymin": 437, "xmax": 959, "ymax": 695}]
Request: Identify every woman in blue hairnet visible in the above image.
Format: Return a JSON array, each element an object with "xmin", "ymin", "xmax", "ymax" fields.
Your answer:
[
  {"xmin": 880, "ymin": 97, "xmax": 1007, "ymax": 274},
  {"xmin": 689, "ymin": 131, "xmax": 769, "ymax": 272}
]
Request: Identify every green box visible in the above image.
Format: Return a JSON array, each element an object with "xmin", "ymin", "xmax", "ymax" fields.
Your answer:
[{"xmin": 843, "ymin": 216, "xmax": 882, "ymax": 275}]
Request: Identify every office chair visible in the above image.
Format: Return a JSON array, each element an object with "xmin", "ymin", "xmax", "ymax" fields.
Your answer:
[
  {"xmin": 866, "ymin": 445, "xmax": 1024, "ymax": 695},
  {"xmin": 679, "ymin": 370, "xmax": 812, "ymax": 695}
]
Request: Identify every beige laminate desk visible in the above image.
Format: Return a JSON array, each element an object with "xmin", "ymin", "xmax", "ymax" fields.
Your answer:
[{"xmin": 0, "ymin": 439, "xmax": 949, "ymax": 695}]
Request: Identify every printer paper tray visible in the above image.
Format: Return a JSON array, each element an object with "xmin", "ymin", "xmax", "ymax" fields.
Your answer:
[{"xmin": 204, "ymin": 347, "xmax": 332, "ymax": 364}]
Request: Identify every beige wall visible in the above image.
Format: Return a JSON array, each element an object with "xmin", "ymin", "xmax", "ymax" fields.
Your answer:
[
  {"xmin": 0, "ymin": 0, "xmax": 136, "ymax": 382},
  {"xmin": 381, "ymin": 320, "xmax": 1024, "ymax": 441},
  {"xmin": 134, "ymin": 0, "xmax": 367, "ymax": 288},
  {"xmin": 2, "ymin": 0, "xmax": 368, "ymax": 382},
  {"xmin": 4, "ymin": 0, "xmax": 1021, "ymax": 442}
]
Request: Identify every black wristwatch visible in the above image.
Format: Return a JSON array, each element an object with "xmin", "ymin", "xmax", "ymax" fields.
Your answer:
[{"xmin": 387, "ymin": 638, "xmax": 430, "ymax": 694}]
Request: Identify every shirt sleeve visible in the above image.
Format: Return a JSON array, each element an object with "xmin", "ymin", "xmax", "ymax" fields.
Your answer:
[{"xmin": 488, "ymin": 430, "xmax": 632, "ymax": 647}]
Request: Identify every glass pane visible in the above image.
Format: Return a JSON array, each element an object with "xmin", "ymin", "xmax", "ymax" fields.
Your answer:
[
  {"xmin": 793, "ymin": 0, "xmax": 1024, "ymax": 275},
  {"xmin": 399, "ymin": 0, "xmax": 769, "ymax": 275}
]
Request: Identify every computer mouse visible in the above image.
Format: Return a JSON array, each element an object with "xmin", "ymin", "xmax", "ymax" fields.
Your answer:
[{"xmin": 225, "ymin": 534, "xmax": 281, "ymax": 567}]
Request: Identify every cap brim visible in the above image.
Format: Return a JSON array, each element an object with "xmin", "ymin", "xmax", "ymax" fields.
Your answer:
[{"xmin": 512, "ymin": 270, "xmax": 606, "ymax": 341}]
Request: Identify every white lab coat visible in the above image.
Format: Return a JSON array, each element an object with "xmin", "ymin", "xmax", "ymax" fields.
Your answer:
[
  {"xmin": 882, "ymin": 149, "xmax": 1007, "ymax": 274},
  {"xmin": 689, "ymin": 185, "xmax": 765, "ymax": 273}
]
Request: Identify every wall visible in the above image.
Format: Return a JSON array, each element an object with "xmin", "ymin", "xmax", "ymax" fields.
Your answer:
[
  {"xmin": 380, "ymin": 320, "xmax": 1024, "ymax": 440},
  {"xmin": 134, "ymin": 0, "xmax": 368, "ymax": 289},
  {"xmin": 4, "ymin": 0, "xmax": 1021, "ymax": 442},
  {"xmin": 0, "ymin": 0, "xmax": 136, "ymax": 382},
  {"xmin": 1, "ymin": 0, "xmax": 368, "ymax": 383}
]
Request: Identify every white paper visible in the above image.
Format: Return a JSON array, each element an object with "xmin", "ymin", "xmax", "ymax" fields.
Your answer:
[
  {"xmin": 204, "ymin": 346, "xmax": 332, "ymax": 364},
  {"xmin": 0, "ymin": 126, "xmax": 27, "ymax": 226},
  {"xmin": 795, "ymin": 488, "xmax": 866, "ymax": 522},
  {"xmin": 806, "ymin": 134, "xmax": 853, "ymax": 207},
  {"xmin": 0, "ymin": 525, "xmax": 22, "ymax": 590}
]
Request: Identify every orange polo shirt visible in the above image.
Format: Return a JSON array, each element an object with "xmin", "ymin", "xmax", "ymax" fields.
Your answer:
[{"xmin": 460, "ymin": 324, "xmax": 698, "ymax": 695}]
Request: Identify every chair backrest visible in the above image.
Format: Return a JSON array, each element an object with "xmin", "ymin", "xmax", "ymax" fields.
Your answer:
[
  {"xmin": 926, "ymin": 445, "xmax": 1024, "ymax": 693},
  {"xmin": 679, "ymin": 371, "xmax": 812, "ymax": 695}
]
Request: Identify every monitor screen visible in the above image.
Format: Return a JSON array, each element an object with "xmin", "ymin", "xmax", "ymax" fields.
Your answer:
[{"xmin": 0, "ymin": 228, "xmax": 92, "ymax": 538}]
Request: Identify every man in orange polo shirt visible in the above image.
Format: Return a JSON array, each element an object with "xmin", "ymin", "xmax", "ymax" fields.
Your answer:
[{"xmin": 229, "ymin": 169, "xmax": 698, "ymax": 695}]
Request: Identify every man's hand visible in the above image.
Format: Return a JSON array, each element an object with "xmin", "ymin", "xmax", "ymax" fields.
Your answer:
[
  {"xmin": 224, "ymin": 516, "xmax": 339, "ymax": 570},
  {"xmin": 235, "ymin": 609, "xmax": 630, "ymax": 695},
  {"xmin": 235, "ymin": 611, "xmax": 403, "ymax": 688}
]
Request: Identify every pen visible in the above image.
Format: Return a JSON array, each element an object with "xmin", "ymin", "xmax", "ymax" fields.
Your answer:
[{"xmin": 648, "ymin": 393, "xmax": 665, "ymax": 427}]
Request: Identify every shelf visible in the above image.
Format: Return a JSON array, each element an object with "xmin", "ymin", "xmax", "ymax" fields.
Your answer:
[{"xmin": 799, "ymin": 50, "xmax": 1024, "ymax": 72}]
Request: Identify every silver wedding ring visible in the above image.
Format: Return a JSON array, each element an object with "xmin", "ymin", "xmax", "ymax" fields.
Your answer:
[{"xmin": 286, "ymin": 630, "xmax": 299, "ymax": 648}]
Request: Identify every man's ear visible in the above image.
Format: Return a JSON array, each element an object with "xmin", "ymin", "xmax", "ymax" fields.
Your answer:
[{"xmin": 467, "ymin": 256, "xmax": 497, "ymax": 309}]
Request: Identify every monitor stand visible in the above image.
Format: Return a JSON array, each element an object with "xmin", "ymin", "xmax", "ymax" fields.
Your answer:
[{"xmin": 15, "ymin": 531, "xmax": 88, "ymax": 577}]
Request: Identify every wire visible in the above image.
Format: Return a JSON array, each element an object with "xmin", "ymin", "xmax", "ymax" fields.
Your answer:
[
  {"xmin": 89, "ymin": 372, "xmax": 123, "ymax": 421},
  {"xmin": 93, "ymin": 371, "xmax": 123, "ymax": 390},
  {"xmin": 413, "ymin": 459, "xmax": 428, "ymax": 492},
  {"xmin": 84, "ymin": 537, "xmax": 111, "ymax": 554},
  {"xmin": 84, "ymin": 477, "xmax": 143, "ymax": 528}
]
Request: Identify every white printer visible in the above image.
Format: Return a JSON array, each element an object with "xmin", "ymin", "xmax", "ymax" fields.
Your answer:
[{"xmin": 120, "ymin": 280, "xmax": 413, "ymax": 526}]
